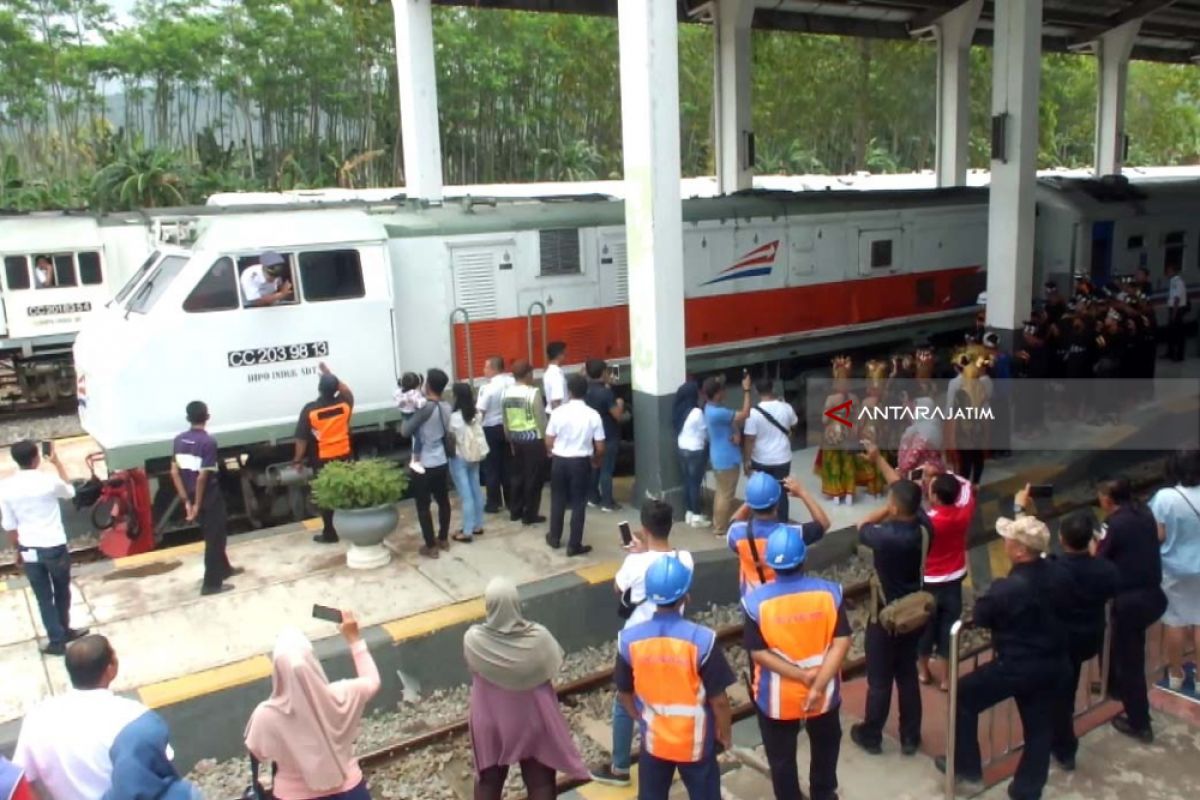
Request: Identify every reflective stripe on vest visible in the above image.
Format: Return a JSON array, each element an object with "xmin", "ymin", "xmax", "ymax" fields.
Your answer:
[
  {"xmin": 745, "ymin": 577, "xmax": 841, "ymax": 721},
  {"xmin": 620, "ymin": 618, "xmax": 713, "ymax": 763},
  {"xmin": 503, "ymin": 385, "xmax": 539, "ymax": 433},
  {"xmin": 309, "ymin": 402, "xmax": 351, "ymax": 461}
]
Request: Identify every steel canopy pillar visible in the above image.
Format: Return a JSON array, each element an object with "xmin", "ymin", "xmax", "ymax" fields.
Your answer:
[
  {"xmin": 1092, "ymin": 19, "xmax": 1141, "ymax": 177},
  {"xmin": 713, "ymin": 0, "xmax": 755, "ymax": 194},
  {"xmin": 933, "ymin": 0, "xmax": 983, "ymax": 187},
  {"xmin": 986, "ymin": 0, "xmax": 1042, "ymax": 337},
  {"xmin": 392, "ymin": 0, "xmax": 444, "ymax": 201},
  {"xmin": 618, "ymin": 0, "xmax": 687, "ymax": 507}
]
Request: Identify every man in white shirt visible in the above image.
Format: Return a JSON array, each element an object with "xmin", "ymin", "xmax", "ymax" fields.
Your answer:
[
  {"xmin": 545, "ymin": 373, "xmax": 605, "ymax": 556},
  {"xmin": 590, "ymin": 499, "xmax": 694, "ymax": 787},
  {"xmin": 1, "ymin": 440, "xmax": 85, "ymax": 655},
  {"xmin": 239, "ymin": 251, "xmax": 293, "ymax": 307},
  {"xmin": 477, "ymin": 356, "xmax": 515, "ymax": 514},
  {"xmin": 33, "ymin": 255, "xmax": 55, "ymax": 289},
  {"xmin": 14, "ymin": 635, "xmax": 162, "ymax": 800},
  {"xmin": 1166, "ymin": 263, "xmax": 1188, "ymax": 362},
  {"xmin": 742, "ymin": 377, "xmax": 798, "ymax": 522},
  {"xmin": 543, "ymin": 340, "xmax": 568, "ymax": 410}
]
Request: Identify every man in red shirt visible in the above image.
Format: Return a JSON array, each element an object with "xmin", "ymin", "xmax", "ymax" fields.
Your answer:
[{"xmin": 918, "ymin": 469, "xmax": 975, "ymax": 689}]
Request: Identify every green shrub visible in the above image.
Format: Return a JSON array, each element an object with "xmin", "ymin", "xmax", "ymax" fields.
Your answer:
[{"xmin": 310, "ymin": 459, "xmax": 408, "ymax": 510}]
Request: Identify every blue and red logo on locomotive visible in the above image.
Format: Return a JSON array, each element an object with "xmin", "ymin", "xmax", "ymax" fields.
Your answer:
[{"xmin": 703, "ymin": 240, "xmax": 780, "ymax": 286}]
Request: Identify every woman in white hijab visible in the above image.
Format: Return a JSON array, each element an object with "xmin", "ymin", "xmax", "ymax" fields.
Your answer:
[
  {"xmin": 245, "ymin": 612, "xmax": 380, "ymax": 800},
  {"xmin": 464, "ymin": 577, "xmax": 588, "ymax": 800}
]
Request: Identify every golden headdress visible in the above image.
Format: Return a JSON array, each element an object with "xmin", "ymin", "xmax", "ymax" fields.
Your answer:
[
  {"xmin": 915, "ymin": 347, "xmax": 935, "ymax": 380},
  {"xmin": 832, "ymin": 355, "xmax": 853, "ymax": 379}
]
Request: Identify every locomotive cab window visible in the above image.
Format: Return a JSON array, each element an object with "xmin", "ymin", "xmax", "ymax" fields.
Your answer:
[
  {"xmin": 299, "ymin": 249, "xmax": 364, "ymax": 302},
  {"xmin": 78, "ymin": 251, "xmax": 103, "ymax": 285},
  {"xmin": 539, "ymin": 229, "xmax": 581, "ymax": 276},
  {"xmin": 1165, "ymin": 231, "xmax": 1185, "ymax": 273},
  {"xmin": 127, "ymin": 255, "xmax": 188, "ymax": 314},
  {"xmin": 870, "ymin": 239, "xmax": 894, "ymax": 269},
  {"xmin": 184, "ymin": 257, "xmax": 239, "ymax": 313},
  {"xmin": 4, "ymin": 256, "xmax": 30, "ymax": 290},
  {"xmin": 51, "ymin": 254, "xmax": 77, "ymax": 288},
  {"xmin": 114, "ymin": 250, "xmax": 160, "ymax": 305},
  {"xmin": 237, "ymin": 253, "xmax": 297, "ymax": 307}
]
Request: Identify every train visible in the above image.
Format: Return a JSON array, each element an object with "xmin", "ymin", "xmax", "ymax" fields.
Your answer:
[{"xmin": 8, "ymin": 168, "xmax": 1200, "ymax": 555}]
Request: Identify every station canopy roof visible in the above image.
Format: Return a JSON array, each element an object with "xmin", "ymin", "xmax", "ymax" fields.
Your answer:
[{"xmin": 437, "ymin": 1, "xmax": 1200, "ymax": 64}]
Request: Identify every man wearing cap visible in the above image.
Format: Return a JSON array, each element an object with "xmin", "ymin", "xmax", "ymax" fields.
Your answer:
[
  {"xmin": 727, "ymin": 472, "xmax": 829, "ymax": 598},
  {"xmin": 614, "ymin": 556, "xmax": 735, "ymax": 800},
  {"xmin": 293, "ymin": 363, "xmax": 354, "ymax": 543},
  {"xmin": 170, "ymin": 401, "xmax": 241, "ymax": 596},
  {"xmin": 743, "ymin": 526, "xmax": 851, "ymax": 800},
  {"xmin": 937, "ymin": 513, "xmax": 1071, "ymax": 800},
  {"xmin": 240, "ymin": 251, "xmax": 293, "ymax": 307}
]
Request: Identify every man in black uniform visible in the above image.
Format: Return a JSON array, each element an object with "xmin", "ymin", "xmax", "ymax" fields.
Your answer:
[
  {"xmin": 1041, "ymin": 506, "xmax": 1119, "ymax": 770},
  {"xmin": 1095, "ymin": 477, "xmax": 1168, "ymax": 743},
  {"xmin": 937, "ymin": 513, "xmax": 1070, "ymax": 800},
  {"xmin": 293, "ymin": 364, "xmax": 354, "ymax": 543},
  {"xmin": 850, "ymin": 450, "xmax": 925, "ymax": 757}
]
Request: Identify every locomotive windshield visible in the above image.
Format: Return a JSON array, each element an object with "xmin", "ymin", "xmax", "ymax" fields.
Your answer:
[
  {"xmin": 111, "ymin": 249, "xmax": 161, "ymax": 306},
  {"xmin": 125, "ymin": 254, "xmax": 188, "ymax": 315}
]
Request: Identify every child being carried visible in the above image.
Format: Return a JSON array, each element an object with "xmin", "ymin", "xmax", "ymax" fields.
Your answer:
[{"xmin": 395, "ymin": 372, "xmax": 428, "ymax": 474}]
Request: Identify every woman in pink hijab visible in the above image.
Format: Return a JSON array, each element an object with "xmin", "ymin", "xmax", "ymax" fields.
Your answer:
[{"xmin": 245, "ymin": 611, "xmax": 380, "ymax": 800}]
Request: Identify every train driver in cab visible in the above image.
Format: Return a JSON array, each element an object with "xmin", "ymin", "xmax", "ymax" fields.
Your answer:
[
  {"xmin": 240, "ymin": 251, "xmax": 294, "ymax": 307},
  {"xmin": 34, "ymin": 255, "xmax": 55, "ymax": 289}
]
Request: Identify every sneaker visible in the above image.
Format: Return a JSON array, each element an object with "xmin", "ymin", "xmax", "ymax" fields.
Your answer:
[
  {"xmin": 409, "ymin": 461, "xmax": 426, "ymax": 475},
  {"xmin": 1111, "ymin": 714, "xmax": 1153, "ymax": 744},
  {"xmin": 849, "ymin": 723, "xmax": 882, "ymax": 755},
  {"xmin": 589, "ymin": 765, "xmax": 631, "ymax": 787},
  {"xmin": 685, "ymin": 511, "xmax": 695, "ymax": 526},
  {"xmin": 1166, "ymin": 672, "xmax": 1186, "ymax": 691},
  {"xmin": 600, "ymin": 503, "xmax": 622, "ymax": 513},
  {"xmin": 41, "ymin": 642, "xmax": 66, "ymax": 657},
  {"xmin": 692, "ymin": 514, "xmax": 712, "ymax": 527},
  {"xmin": 588, "ymin": 500, "xmax": 602, "ymax": 510},
  {"xmin": 844, "ymin": 494, "xmax": 854, "ymax": 506},
  {"xmin": 66, "ymin": 627, "xmax": 90, "ymax": 642},
  {"xmin": 933, "ymin": 756, "xmax": 982, "ymax": 788}
]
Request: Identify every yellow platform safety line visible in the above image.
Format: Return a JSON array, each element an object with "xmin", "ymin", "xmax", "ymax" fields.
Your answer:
[
  {"xmin": 0, "ymin": 581, "xmax": 7, "ymax": 593},
  {"xmin": 987, "ymin": 538, "xmax": 1011, "ymax": 581},
  {"xmin": 138, "ymin": 655, "xmax": 272, "ymax": 709},
  {"xmin": 576, "ymin": 561, "xmax": 621, "ymax": 586},
  {"xmin": 575, "ymin": 765, "xmax": 640, "ymax": 799},
  {"xmin": 113, "ymin": 541, "xmax": 205, "ymax": 570},
  {"xmin": 301, "ymin": 517, "xmax": 323, "ymax": 531},
  {"xmin": 54, "ymin": 434, "xmax": 93, "ymax": 446},
  {"xmin": 382, "ymin": 598, "xmax": 486, "ymax": 643}
]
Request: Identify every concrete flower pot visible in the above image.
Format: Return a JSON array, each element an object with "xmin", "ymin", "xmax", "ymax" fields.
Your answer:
[{"xmin": 333, "ymin": 504, "xmax": 398, "ymax": 569}]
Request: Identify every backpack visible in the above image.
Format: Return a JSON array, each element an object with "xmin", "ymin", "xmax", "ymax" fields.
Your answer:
[{"xmin": 454, "ymin": 413, "xmax": 489, "ymax": 463}]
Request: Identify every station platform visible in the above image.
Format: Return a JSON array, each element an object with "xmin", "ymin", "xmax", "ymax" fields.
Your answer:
[{"xmin": 1, "ymin": 362, "xmax": 1197, "ymax": 780}]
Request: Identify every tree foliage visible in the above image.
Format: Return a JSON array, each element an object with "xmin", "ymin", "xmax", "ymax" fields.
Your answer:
[{"xmin": 0, "ymin": 0, "xmax": 1197, "ymax": 211}]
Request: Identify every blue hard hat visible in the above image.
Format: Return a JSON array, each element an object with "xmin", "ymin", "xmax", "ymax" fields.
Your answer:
[
  {"xmin": 644, "ymin": 555, "xmax": 693, "ymax": 606},
  {"xmin": 765, "ymin": 525, "xmax": 806, "ymax": 570},
  {"xmin": 746, "ymin": 471, "xmax": 782, "ymax": 511}
]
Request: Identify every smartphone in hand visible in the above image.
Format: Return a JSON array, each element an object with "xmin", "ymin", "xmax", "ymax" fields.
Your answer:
[
  {"xmin": 909, "ymin": 467, "xmax": 924, "ymax": 482},
  {"xmin": 312, "ymin": 604, "xmax": 344, "ymax": 624},
  {"xmin": 619, "ymin": 522, "xmax": 633, "ymax": 547},
  {"xmin": 1029, "ymin": 484, "xmax": 1054, "ymax": 499},
  {"xmin": 41, "ymin": 441, "xmax": 52, "ymax": 458}
]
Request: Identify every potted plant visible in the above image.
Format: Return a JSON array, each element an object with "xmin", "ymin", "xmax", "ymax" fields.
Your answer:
[{"xmin": 310, "ymin": 459, "xmax": 408, "ymax": 569}]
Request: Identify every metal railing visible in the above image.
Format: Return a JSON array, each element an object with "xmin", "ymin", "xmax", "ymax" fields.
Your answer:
[
  {"xmin": 449, "ymin": 307, "xmax": 473, "ymax": 384},
  {"xmin": 943, "ymin": 602, "xmax": 1116, "ymax": 800},
  {"xmin": 526, "ymin": 301, "xmax": 547, "ymax": 367}
]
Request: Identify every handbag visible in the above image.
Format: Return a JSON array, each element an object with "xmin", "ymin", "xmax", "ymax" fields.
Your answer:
[
  {"xmin": 870, "ymin": 522, "xmax": 936, "ymax": 637},
  {"xmin": 242, "ymin": 755, "xmax": 275, "ymax": 800},
  {"xmin": 456, "ymin": 416, "xmax": 490, "ymax": 463}
]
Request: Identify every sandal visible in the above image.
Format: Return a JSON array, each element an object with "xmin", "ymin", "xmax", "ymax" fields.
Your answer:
[
  {"xmin": 473, "ymin": 529, "xmax": 485, "ymax": 536},
  {"xmin": 452, "ymin": 532, "xmax": 473, "ymax": 543},
  {"xmin": 418, "ymin": 546, "xmax": 440, "ymax": 559}
]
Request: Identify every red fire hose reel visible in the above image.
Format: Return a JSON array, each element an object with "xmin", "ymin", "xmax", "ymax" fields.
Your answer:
[{"xmin": 83, "ymin": 453, "xmax": 156, "ymax": 559}]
